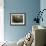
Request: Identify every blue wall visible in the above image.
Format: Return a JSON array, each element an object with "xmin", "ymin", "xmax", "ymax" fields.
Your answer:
[
  {"xmin": 40, "ymin": 0, "xmax": 46, "ymax": 27},
  {"xmin": 4, "ymin": 0, "xmax": 40, "ymax": 42}
]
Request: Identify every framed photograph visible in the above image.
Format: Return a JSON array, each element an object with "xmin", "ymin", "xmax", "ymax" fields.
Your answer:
[{"xmin": 10, "ymin": 13, "xmax": 26, "ymax": 26}]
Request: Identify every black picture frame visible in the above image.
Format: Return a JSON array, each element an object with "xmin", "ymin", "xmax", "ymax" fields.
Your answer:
[{"xmin": 10, "ymin": 13, "xmax": 26, "ymax": 26}]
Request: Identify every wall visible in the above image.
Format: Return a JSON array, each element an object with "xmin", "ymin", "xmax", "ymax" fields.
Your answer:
[
  {"xmin": 4, "ymin": 0, "xmax": 40, "ymax": 42},
  {"xmin": 40, "ymin": 0, "xmax": 46, "ymax": 27}
]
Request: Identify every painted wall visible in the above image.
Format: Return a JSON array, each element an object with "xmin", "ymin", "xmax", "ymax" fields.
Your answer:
[
  {"xmin": 40, "ymin": 0, "xmax": 46, "ymax": 27},
  {"xmin": 4, "ymin": 0, "xmax": 40, "ymax": 42}
]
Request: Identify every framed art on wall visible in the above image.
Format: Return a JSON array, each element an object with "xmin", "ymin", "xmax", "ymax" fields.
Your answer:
[{"xmin": 10, "ymin": 13, "xmax": 26, "ymax": 26}]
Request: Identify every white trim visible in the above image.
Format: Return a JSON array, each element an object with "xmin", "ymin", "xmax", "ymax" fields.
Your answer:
[{"xmin": 0, "ymin": 0, "xmax": 4, "ymax": 42}]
